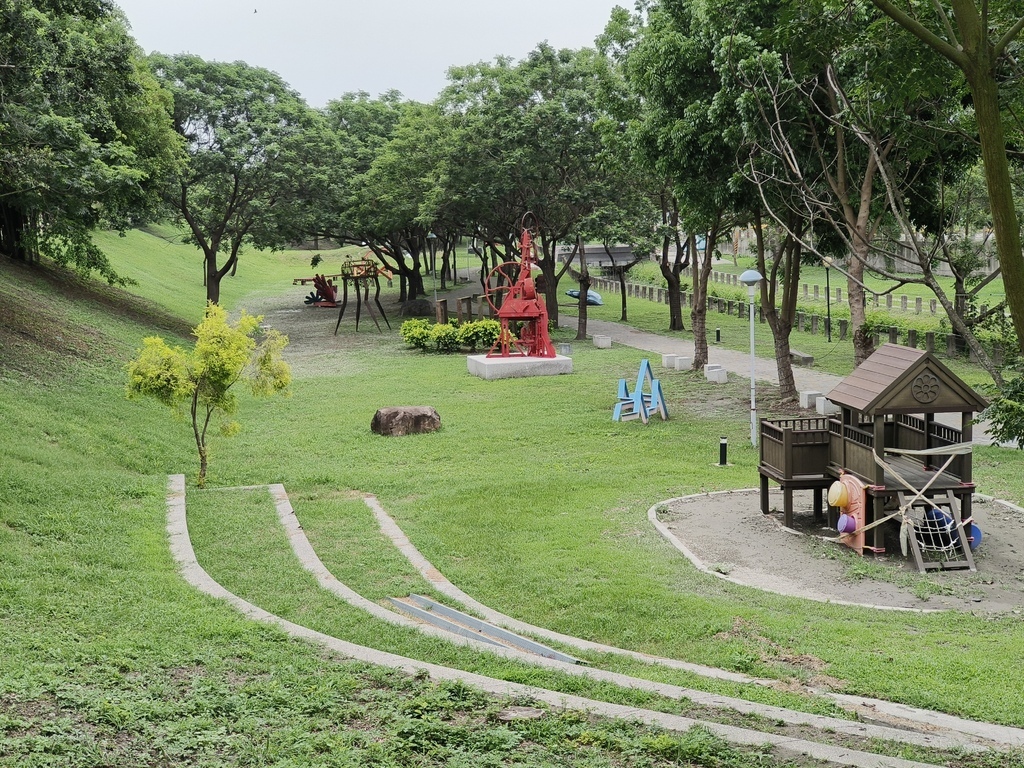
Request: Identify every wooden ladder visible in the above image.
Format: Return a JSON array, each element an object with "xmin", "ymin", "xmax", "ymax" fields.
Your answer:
[{"xmin": 896, "ymin": 490, "xmax": 976, "ymax": 573}]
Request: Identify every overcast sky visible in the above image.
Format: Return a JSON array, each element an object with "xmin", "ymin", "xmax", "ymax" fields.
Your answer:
[{"xmin": 115, "ymin": 0, "xmax": 623, "ymax": 107}]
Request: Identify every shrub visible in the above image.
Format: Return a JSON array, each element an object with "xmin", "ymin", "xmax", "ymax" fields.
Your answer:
[
  {"xmin": 457, "ymin": 319, "xmax": 502, "ymax": 351},
  {"xmin": 400, "ymin": 319, "xmax": 432, "ymax": 350},
  {"xmin": 981, "ymin": 376, "xmax": 1024, "ymax": 448},
  {"xmin": 430, "ymin": 323, "xmax": 462, "ymax": 353}
]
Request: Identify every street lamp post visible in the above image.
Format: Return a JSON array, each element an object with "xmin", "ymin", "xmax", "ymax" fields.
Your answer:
[
  {"xmin": 823, "ymin": 257, "xmax": 833, "ymax": 342},
  {"xmin": 739, "ymin": 269, "xmax": 764, "ymax": 447}
]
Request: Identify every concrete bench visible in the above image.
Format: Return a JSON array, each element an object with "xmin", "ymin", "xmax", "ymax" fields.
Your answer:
[
  {"xmin": 704, "ymin": 364, "xmax": 727, "ymax": 384},
  {"xmin": 790, "ymin": 350, "xmax": 814, "ymax": 366}
]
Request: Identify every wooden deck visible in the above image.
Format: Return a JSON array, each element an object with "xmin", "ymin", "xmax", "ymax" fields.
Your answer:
[{"xmin": 865, "ymin": 453, "xmax": 969, "ymax": 494}]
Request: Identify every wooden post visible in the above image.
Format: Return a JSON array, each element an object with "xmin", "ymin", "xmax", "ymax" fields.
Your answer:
[
  {"xmin": 873, "ymin": 414, "xmax": 887, "ymax": 551},
  {"xmin": 961, "ymin": 411, "xmax": 974, "ymax": 522}
]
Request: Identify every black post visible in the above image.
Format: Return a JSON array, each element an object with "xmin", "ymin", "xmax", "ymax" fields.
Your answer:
[{"xmin": 719, "ymin": 437, "xmax": 728, "ymax": 467}]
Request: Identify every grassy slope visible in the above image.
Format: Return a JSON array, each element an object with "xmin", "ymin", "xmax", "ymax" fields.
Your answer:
[
  {"xmin": 2, "ymin": 230, "xmax": 1023, "ymax": 765},
  {"xmin": 0, "ymin": 236, "xmax": 815, "ymax": 767}
]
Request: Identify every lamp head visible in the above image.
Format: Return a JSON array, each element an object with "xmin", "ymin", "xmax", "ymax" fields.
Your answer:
[{"xmin": 739, "ymin": 269, "xmax": 763, "ymax": 287}]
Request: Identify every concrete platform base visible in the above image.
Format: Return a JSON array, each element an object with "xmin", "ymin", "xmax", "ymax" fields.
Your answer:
[{"xmin": 467, "ymin": 354, "xmax": 573, "ymax": 380}]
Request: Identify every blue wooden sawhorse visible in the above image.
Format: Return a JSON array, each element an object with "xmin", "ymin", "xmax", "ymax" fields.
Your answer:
[{"xmin": 612, "ymin": 359, "xmax": 668, "ymax": 423}]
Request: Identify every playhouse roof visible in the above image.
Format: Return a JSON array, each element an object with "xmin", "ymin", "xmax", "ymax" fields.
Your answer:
[{"xmin": 826, "ymin": 344, "xmax": 988, "ymax": 415}]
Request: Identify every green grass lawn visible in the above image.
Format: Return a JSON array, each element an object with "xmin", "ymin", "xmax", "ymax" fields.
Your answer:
[{"xmin": 2, "ymin": 230, "xmax": 1024, "ymax": 766}]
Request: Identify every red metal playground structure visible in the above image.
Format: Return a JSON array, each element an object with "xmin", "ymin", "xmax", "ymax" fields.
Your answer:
[{"xmin": 484, "ymin": 221, "xmax": 556, "ymax": 359}]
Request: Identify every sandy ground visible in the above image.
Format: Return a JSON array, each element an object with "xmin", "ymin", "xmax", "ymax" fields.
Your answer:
[{"xmin": 658, "ymin": 489, "xmax": 1024, "ymax": 613}]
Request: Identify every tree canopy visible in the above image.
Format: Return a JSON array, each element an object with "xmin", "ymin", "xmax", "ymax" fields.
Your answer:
[
  {"xmin": 149, "ymin": 53, "xmax": 324, "ymax": 304},
  {"xmin": 7, "ymin": 0, "xmax": 1024, "ymax": 388},
  {"xmin": 0, "ymin": 0, "xmax": 182, "ymax": 282}
]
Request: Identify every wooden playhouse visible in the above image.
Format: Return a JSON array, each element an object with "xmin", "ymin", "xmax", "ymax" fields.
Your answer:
[{"xmin": 759, "ymin": 344, "xmax": 988, "ymax": 570}]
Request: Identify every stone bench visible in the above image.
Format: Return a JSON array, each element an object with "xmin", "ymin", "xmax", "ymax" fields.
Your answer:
[{"xmin": 790, "ymin": 350, "xmax": 814, "ymax": 366}]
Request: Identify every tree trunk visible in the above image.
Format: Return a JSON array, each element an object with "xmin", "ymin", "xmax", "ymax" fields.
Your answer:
[
  {"xmin": 191, "ymin": 392, "xmax": 209, "ymax": 488},
  {"xmin": 538, "ymin": 257, "xmax": 560, "ymax": 324},
  {"xmin": 691, "ymin": 226, "xmax": 719, "ymax": 369},
  {"xmin": 575, "ymin": 240, "xmax": 590, "ymax": 342},
  {"xmin": 755, "ymin": 212, "xmax": 799, "ymax": 401},
  {"xmin": 618, "ymin": 270, "xmax": 628, "ymax": 321},
  {"xmin": 197, "ymin": 444, "xmax": 208, "ymax": 488},
  {"xmin": 0, "ymin": 203, "xmax": 30, "ymax": 262},
  {"xmin": 691, "ymin": 286, "xmax": 708, "ymax": 368},
  {"xmin": 205, "ymin": 252, "xmax": 221, "ymax": 305},
  {"xmin": 659, "ymin": 244, "xmax": 686, "ymax": 332},
  {"xmin": 967, "ymin": 69, "xmax": 1024, "ymax": 353},
  {"xmin": 848, "ymin": 241, "xmax": 872, "ymax": 366},
  {"xmin": 774, "ymin": 333, "xmax": 796, "ymax": 399}
]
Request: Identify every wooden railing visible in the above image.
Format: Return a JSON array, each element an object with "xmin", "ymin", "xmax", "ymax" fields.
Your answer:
[
  {"xmin": 760, "ymin": 418, "xmax": 830, "ymax": 480},
  {"xmin": 893, "ymin": 414, "xmax": 964, "ymax": 476},
  {"xmin": 829, "ymin": 415, "xmax": 966, "ymax": 482}
]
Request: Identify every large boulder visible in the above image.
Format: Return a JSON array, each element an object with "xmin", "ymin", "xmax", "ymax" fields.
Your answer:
[
  {"xmin": 400, "ymin": 299, "xmax": 434, "ymax": 317},
  {"xmin": 371, "ymin": 406, "xmax": 441, "ymax": 436}
]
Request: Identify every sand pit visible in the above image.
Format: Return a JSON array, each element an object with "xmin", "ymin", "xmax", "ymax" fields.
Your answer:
[{"xmin": 654, "ymin": 489, "xmax": 1024, "ymax": 613}]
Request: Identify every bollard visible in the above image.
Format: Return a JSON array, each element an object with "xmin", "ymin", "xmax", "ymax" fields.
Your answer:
[
  {"xmin": 715, "ymin": 328, "xmax": 721, "ymax": 344},
  {"xmin": 719, "ymin": 436, "xmax": 728, "ymax": 467}
]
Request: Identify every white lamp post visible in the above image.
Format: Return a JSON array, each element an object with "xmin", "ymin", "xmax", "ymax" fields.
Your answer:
[
  {"xmin": 823, "ymin": 256, "xmax": 833, "ymax": 342},
  {"xmin": 739, "ymin": 269, "xmax": 764, "ymax": 447},
  {"xmin": 426, "ymin": 231, "xmax": 438, "ymax": 299}
]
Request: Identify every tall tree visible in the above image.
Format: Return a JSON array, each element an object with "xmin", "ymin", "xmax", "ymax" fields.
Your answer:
[
  {"xmin": 0, "ymin": 0, "xmax": 181, "ymax": 281},
  {"xmin": 731, "ymin": 1, "xmax": 1000, "ymax": 375},
  {"xmin": 869, "ymin": 0, "xmax": 1024, "ymax": 354},
  {"xmin": 604, "ymin": 1, "xmax": 755, "ymax": 369},
  {"xmin": 313, "ymin": 91, "xmax": 426, "ymax": 299},
  {"xmin": 150, "ymin": 54, "xmax": 322, "ymax": 305},
  {"xmin": 440, "ymin": 45, "xmax": 617, "ymax": 323}
]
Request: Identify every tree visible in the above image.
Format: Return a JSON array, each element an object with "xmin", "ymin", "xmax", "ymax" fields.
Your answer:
[
  {"xmin": 150, "ymin": 54, "xmax": 323, "ymax": 305},
  {"xmin": 439, "ymin": 45, "xmax": 618, "ymax": 323},
  {"xmin": 348, "ymin": 104, "xmax": 450, "ymax": 301},
  {"xmin": 126, "ymin": 303, "xmax": 290, "ymax": 487},
  {"xmin": 869, "ymin": 0, "xmax": 1024, "ymax": 355},
  {"xmin": 0, "ymin": 0, "xmax": 182, "ymax": 281},
  {"xmin": 730, "ymin": 3, "xmax": 1007, "ymax": 381},
  {"xmin": 602, "ymin": 1, "xmax": 753, "ymax": 369},
  {"xmin": 981, "ymin": 376, "xmax": 1024, "ymax": 448}
]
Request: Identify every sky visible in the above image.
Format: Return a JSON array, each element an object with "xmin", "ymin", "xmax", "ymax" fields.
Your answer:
[{"xmin": 114, "ymin": 0, "xmax": 624, "ymax": 107}]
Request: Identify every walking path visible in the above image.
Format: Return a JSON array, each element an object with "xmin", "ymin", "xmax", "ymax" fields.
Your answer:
[{"xmin": 557, "ymin": 315, "xmax": 997, "ymax": 445}]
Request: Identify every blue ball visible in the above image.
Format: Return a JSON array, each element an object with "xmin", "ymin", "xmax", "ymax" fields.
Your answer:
[{"xmin": 964, "ymin": 523, "xmax": 983, "ymax": 551}]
